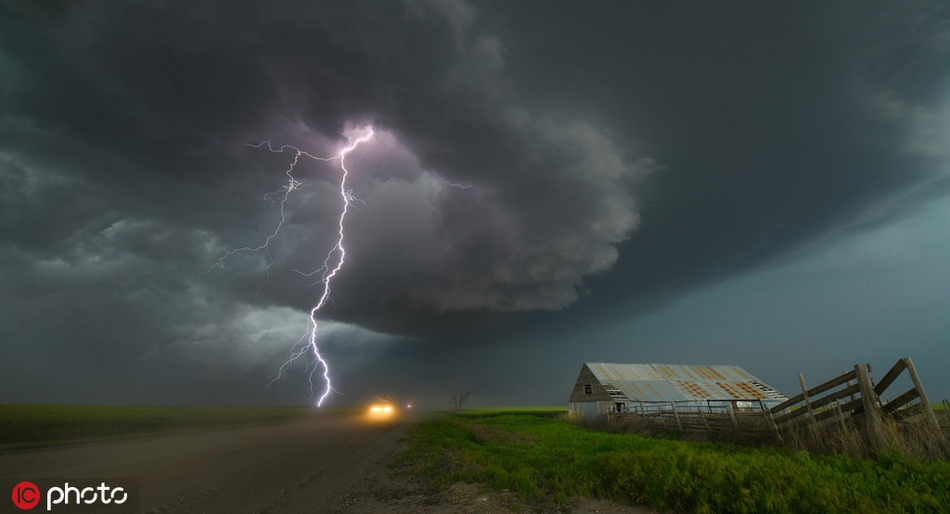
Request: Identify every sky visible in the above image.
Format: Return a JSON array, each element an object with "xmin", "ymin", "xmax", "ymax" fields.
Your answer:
[{"xmin": 1, "ymin": 1, "xmax": 949, "ymax": 408}]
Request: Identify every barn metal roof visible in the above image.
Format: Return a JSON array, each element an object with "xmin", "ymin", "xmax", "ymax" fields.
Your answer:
[{"xmin": 585, "ymin": 363, "xmax": 787, "ymax": 403}]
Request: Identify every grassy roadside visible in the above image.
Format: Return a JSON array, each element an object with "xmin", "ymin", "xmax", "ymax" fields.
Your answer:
[
  {"xmin": 395, "ymin": 409, "xmax": 950, "ymax": 513},
  {"xmin": 0, "ymin": 404, "xmax": 335, "ymax": 451}
]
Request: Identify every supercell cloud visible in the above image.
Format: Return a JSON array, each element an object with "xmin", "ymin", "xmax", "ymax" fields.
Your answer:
[
  {"xmin": 0, "ymin": 0, "xmax": 651, "ymax": 398},
  {"xmin": 3, "ymin": 1, "xmax": 949, "ymax": 405}
]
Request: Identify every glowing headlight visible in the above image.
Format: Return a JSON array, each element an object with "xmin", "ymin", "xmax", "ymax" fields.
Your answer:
[{"xmin": 366, "ymin": 403, "xmax": 398, "ymax": 421}]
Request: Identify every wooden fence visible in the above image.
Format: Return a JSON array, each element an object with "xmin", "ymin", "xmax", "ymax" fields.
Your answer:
[
  {"xmin": 768, "ymin": 357, "xmax": 947, "ymax": 449},
  {"xmin": 629, "ymin": 403, "xmax": 777, "ymax": 437}
]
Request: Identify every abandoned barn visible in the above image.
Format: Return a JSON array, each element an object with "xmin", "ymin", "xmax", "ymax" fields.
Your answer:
[{"xmin": 568, "ymin": 362, "xmax": 788, "ymax": 420}]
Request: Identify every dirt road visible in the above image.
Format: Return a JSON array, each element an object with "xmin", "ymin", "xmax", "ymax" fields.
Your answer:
[{"xmin": 1, "ymin": 412, "xmax": 410, "ymax": 513}]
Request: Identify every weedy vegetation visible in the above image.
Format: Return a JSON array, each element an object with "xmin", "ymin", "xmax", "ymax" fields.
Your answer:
[
  {"xmin": 395, "ymin": 408, "xmax": 950, "ymax": 513},
  {"xmin": 0, "ymin": 404, "xmax": 329, "ymax": 451}
]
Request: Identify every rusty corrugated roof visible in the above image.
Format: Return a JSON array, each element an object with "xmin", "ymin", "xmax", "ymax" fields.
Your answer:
[{"xmin": 585, "ymin": 363, "xmax": 786, "ymax": 402}]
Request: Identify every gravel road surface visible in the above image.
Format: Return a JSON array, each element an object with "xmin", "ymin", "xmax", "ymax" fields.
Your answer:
[
  {"xmin": 2, "ymin": 412, "xmax": 655, "ymax": 513},
  {"xmin": 2, "ymin": 412, "xmax": 409, "ymax": 513}
]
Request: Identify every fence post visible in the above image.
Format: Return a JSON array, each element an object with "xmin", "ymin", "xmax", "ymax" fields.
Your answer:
[
  {"xmin": 764, "ymin": 408, "xmax": 782, "ymax": 442},
  {"xmin": 834, "ymin": 401, "xmax": 847, "ymax": 432},
  {"xmin": 903, "ymin": 357, "xmax": 948, "ymax": 446},
  {"xmin": 855, "ymin": 363, "xmax": 885, "ymax": 449},
  {"xmin": 726, "ymin": 402, "xmax": 739, "ymax": 429},
  {"xmin": 845, "ymin": 372, "xmax": 857, "ymax": 403},
  {"xmin": 798, "ymin": 372, "xmax": 817, "ymax": 427}
]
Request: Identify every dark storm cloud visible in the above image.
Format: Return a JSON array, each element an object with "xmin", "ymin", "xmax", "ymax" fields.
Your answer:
[
  {"xmin": 475, "ymin": 1, "xmax": 950, "ymax": 323},
  {"xmin": 0, "ymin": 0, "xmax": 653, "ymax": 407},
  {"xmin": 2, "ymin": 0, "xmax": 949, "ymax": 405}
]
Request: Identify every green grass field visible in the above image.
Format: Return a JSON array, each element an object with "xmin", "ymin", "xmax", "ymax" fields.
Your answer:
[
  {"xmin": 395, "ymin": 409, "xmax": 950, "ymax": 513},
  {"xmin": 0, "ymin": 404, "xmax": 331, "ymax": 451}
]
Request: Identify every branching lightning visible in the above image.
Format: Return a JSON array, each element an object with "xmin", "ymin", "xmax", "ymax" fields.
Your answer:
[
  {"xmin": 209, "ymin": 127, "xmax": 375, "ymax": 406},
  {"xmin": 441, "ymin": 178, "xmax": 472, "ymax": 189}
]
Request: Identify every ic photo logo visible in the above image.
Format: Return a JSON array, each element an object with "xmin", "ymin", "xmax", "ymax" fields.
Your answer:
[
  {"xmin": 5, "ymin": 479, "xmax": 137, "ymax": 513},
  {"xmin": 11, "ymin": 482, "xmax": 38, "ymax": 510}
]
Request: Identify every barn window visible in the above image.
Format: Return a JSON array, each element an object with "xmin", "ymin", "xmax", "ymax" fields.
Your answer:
[
  {"xmin": 583, "ymin": 384, "xmax": 592, "ymax": 394},
  {"xmin": 615, "ymin": 402, "xmax": 626, "ymax": 413}
]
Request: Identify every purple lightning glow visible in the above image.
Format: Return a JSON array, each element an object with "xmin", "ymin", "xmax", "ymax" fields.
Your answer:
[{"xmin": 210, "ymin": 127, "xmax": 375, "ymax": 406}]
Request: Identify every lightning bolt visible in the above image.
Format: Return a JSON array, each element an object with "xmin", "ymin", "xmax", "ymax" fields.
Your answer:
[
  {"xmin": 441, "ymin": 178, "xmax": 472, "ymax": 189},
  {"xmin": 210, "ymin": 127, "xmax": 375, "ymax": 407}
]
